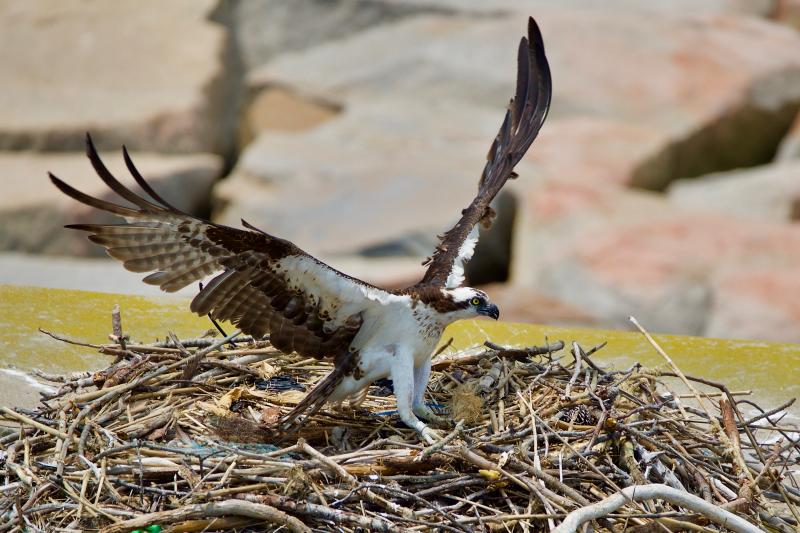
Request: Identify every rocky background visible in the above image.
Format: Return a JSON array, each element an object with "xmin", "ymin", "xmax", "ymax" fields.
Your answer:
[{"xmin": 2, "ymin": 0, "xmax": 800, "ymax": 342}]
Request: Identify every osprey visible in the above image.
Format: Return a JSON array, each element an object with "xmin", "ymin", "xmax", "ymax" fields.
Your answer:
[{"xmin": 50, "ymin": 18, "xmax": 551, "ymax": 443}]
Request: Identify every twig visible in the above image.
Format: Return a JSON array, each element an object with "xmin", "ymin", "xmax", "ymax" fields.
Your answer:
[
  {"xmin": 418, "ymin": 420, "xmax": 464, "ymax": 461},
  {"xmin": 99, "ymin": 499, "xmax": 309, "ymax": 533},
  {"xmin": 552, "ymin": 484, "xmax": 763, "ymax": 533},
  {"xmin": 564, "ymin": 342, "xmax": 583, "ymax": 399}
]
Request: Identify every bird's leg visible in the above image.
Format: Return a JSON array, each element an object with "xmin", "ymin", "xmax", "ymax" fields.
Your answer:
[
  {"xmin": 412, "ymin": 355, "xmax": 449, "ymax": 427},
  {"xmin": 391, "ymin": 347, "xmax": 442, "ymax": 444}
]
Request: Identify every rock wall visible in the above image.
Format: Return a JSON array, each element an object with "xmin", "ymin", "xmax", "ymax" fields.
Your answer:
[{"xmin": 1, "ymin": 0, "xmax": 799, "ymax": 342}]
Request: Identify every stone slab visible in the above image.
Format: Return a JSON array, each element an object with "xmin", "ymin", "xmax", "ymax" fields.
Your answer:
[
  {"xmin": 233, "ymin": 0, "xmax": 435, "ymax": 72},
  {"xmin": 512, "ymin": 181, "xmax": 800, "ymax": 339},
  {"xmin": 706, "ymin": 266, "xmax": 800, "ymax": 343},
  {"xmin": 251, "ymin": 8, "xmax": 800, "ymax": 143},
  {"xmin": 668, "ymin": 161, "xmax": 800, "ymax": 222},
  {"xmin": 0, "ymin": 150, "xmax": 222, "ymax": 255},
  {"xmin": 0, "ymin": 0, "xmax": 234, "ymax": 153},
  {"xmin": 776, "ymin": 110, "xmax": 800, "ymax": 161},
  {"xmin": 377, "ymin": 0, "xmax": 775, "ymax": 16},
  {"xmin": 214, "ymin": 98, "xmax": 504, "ymax": 257}
]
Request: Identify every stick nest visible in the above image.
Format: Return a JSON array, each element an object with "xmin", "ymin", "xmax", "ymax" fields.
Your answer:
[{"xmin": 1, "ymin": 316, "xmax": 798, "ymax": 533}]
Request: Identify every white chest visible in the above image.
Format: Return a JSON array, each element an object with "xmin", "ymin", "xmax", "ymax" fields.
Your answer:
[{"xmin": 354, "ymin": 302, "xmax": 443, "ymax": 354}]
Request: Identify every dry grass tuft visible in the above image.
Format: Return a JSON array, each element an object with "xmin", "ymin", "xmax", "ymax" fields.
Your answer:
[{"xmin": 449, "ymin": 381, "xmax": 484, "ymax": 423}]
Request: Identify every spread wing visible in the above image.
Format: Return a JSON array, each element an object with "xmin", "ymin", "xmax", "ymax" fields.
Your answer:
[
  {"xmin": 50, "ymin": 134, "xmax": 396, "ymax": 361},
  {"xmin": 419, "ymin": 17, "xmax": 551, "ymax": 289}
]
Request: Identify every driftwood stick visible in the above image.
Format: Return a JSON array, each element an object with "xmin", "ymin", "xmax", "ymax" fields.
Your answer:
[
  {"xmin": 257, "ymin": 493, "xmax": 405, "ymax": 532},
  {"xmin": 564, "ymin": 342, "xmax": 583, "ymax": 399},
  {"xmin": 0, "ymin": 407, "xmax": 70, "ymax": 441},
  {"xmin": 109, "ymin": 304, "xmax": 128, "ymax": 364},
  {"xmin": 297, "ymin": 439, "xmax": 414, "ymax": 519},
  {"xmin": 155, "ymin": 335, "xmax": 257, "ymax": 348},
  {"xmin": 484, "ymin": 340, "xmax": 566, "ymax": 358},
  {"xmin": 418, "ymin": 420, "xmax": 465, "ymax": 461},
  {"xmin": 171, "ymin": 332, "xmax": 200, "ymax": 381},
  {"xmin": 720, "ymin": 398, "xmax": 747, "ymax": 485},
  {"xmin": 552, "ymin": 484, "xmax": 763, "ymax": 533},
  {"xmin": 433, "ymin": 340, "xmax": 564, "ymax": 370},
  {"xmin": 99, "ymin": 499, "xmax": 309, "ymax": 533},
  {"xmin": 510, "ymin": 458, "xmax": 591, "ymax": 507},
  {"xmin": 459, "ymin": 446, "xmax": 535, "ymax": 495}
]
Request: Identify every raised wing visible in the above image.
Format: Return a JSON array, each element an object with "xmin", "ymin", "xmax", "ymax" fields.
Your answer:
[
  {"xmin": 50, "ymin": 134, "xmax": 395, "ymax": 360},
  {"xmin": 419, "ymin": 17, "xmax": 551, "ymax": 288}
]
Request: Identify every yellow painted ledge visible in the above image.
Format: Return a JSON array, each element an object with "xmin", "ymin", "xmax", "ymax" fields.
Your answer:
[
  {"xmin": 1, "ymin": 285, "xmax": 798, "ymax": 415},
  {"xmin": 445, "ymin": 320, "xmax": 800, "ymax": 410},
  {"xmin": 0, "ymin": 285, "xmax": 209, "ymax": 374}
]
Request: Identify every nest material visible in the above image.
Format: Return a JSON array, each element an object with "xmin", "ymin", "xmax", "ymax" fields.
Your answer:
[{"xmin": 1, "ymin": 317, "xmax": 798, "ymax": 533}]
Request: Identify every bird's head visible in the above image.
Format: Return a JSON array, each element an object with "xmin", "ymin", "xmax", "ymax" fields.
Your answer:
[{"xmin": 442, "ymin": 287, "xmax": 500, "ymax": 321}]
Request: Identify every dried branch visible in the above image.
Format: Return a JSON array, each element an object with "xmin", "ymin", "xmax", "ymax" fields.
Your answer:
[{"xmin": 552, "ymin": 484, "xmax": 763, "ymax": 533}]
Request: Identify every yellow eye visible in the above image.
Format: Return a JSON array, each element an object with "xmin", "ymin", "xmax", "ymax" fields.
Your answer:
[{"xmin": 470, "ymin": 297, "xmax": 481, "ymax": 306}]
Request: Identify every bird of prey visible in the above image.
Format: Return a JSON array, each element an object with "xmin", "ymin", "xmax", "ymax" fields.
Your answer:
[{"xmin": 50, "ymin": 17, "xmax": 551, "ymax": 443}]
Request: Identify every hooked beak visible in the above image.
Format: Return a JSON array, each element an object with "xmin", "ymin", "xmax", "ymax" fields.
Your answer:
[{"xmin": 483, "ymin": 303, "xmax": 500, "ymax": 320}]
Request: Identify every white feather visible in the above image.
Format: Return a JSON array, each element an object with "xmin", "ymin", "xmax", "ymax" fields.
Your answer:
[
  {"xmin": 275, "ymin": 255, "xmax": 411, "ymax": 329},
  {"xmin": 449, "ymin": 286, "xmax": 480, "ymax": 302},
  {"xmin": 445, "ymin": 225, "xmax": 479, "ymax": 288}
]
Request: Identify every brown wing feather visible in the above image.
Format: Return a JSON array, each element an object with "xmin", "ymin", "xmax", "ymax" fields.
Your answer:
[
  {"xmin": 418, "ymin": 17, "xmax": 551, "ymax": 288},
  {"xmin": 51, "ymin": 134, "xmax": 385, "ymax": 362}
]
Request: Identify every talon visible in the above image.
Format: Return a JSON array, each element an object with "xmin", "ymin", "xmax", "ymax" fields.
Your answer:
[
  {"xmin": 420, "ymin": 426, "xmax": 443, "ymax": 445},
  {"xmin": 423, "ymin": 413, "xmax": 449, "ymax": 428},
  {"xmin": 413, "ymin": 405, "xmax": 450, "ymax": 427}
]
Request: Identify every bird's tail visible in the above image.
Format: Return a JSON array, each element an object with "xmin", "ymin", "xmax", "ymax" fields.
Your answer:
[{"xmin": 277, "ymin": 365, "xmax": 346, "ymax": 432}]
